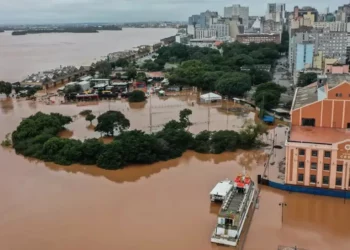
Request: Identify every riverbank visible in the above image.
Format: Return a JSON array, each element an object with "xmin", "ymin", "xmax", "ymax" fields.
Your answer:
[
  {"xmin": 12, "ymin": 25, "xmax": 122, "ymax": 36},
  {"xmin": 0, "ymin": 28, "xmax": 177, "ymax": 82}
]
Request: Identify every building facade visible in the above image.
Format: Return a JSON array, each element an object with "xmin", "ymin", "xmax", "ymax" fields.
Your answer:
[
  {"xmin": 288, "ymin": 27, "xmax": 314, "ymax": 74},
  {"xmin": 195, "ymin": 28, "xmax": 217, "ymax": 39},
  {"xmin": 265, "ymin": 3, "xmax": 286, "ymax": 23},
  {"xmin": 314, "ymin": 30, "xmax": 347, "ymax": 57},
  {"xmin": 260, "ymin": 19, "xmax": 282, "ymax": 33},
  {"xmin": 236, "ymin": 33, "xmax": 280, "ymax": 44},
  {"xmin": 295, "ymin": 43, "xmax": 314, "ymax": 71},
  {"xmin": 210, "ymin": 23, "xmax": 230, "ymax": 38},
  {"xmin": 313, "ymin": 21, "xmax": 350, "ymax": 32},
  {"xmin": 286, "ymin": 75, "xmax": 350, "ymax": 190},
  {"xmin": 224, "ymin": 4, "xmax": 249, "ymax": 28}
]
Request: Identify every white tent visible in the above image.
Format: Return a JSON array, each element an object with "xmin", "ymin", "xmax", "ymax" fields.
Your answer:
[{"xmin": 200, "ymin": 92, "xmax": 222, "ymax": 103}]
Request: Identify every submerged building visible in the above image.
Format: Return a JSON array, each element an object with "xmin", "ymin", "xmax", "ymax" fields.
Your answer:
[{"xmin": 286, "ymin": 74, "xmax": 350, "ymax": 190}]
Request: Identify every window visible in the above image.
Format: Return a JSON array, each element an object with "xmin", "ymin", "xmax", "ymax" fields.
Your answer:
[
  {"xmin": 347, "ymin": 123, "xmax": 350, "ymax": 129},
  {"xmin": 336, "ymin": 93, "xmax": 343, "ymax": 97},
  {"xmin": 298, "ymin": 174, "xmax": 304, "ymax": 182},
  {"xmin": 324, "ymin": 151, "xmax": 331, "ymax": 158},
  {"xmin": 311, "ymin": 162, "xmax": 317, "ymax": 170},
  {"xmin": 336, "ymin": 177, "xmax": 342, "ymax": 186},
  {"xmin": 299, "ymin": 149, "xmax": 305, "ymax": 156},
  {"xmin": 310, "ymin": 175, "xmax": 316, "ymax": 184},
  {"xmin": 311, "ymin": 150, "xmax": 318, "ymax": 157},
  {"xmin": 337, "ymin": 165, "xmax": 343, "ymax": 172},
  {"xmin": 298, "ymin": 161, "xmax": 305, "ymax": 168},
  {"xmin": 302, "ymin": 118, "xmax": 315, "ymax": 127},
  {"xmin": 322, "ymin": 176, "xmax": 329, "ymax": 185},
  {"xmin": 323, "ymin": 164, "xmax": 330, "ymax": 171}
]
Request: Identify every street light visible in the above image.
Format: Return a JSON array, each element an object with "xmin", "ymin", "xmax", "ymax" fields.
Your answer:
[{"xmin": 279, "ymin": 202, "xmax": 287, "ymax": 224}]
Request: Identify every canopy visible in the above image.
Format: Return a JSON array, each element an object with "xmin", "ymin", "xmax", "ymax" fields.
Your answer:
[{"xmin": 200, "ymin": 92, "xmax": 222, "ymax": 103}]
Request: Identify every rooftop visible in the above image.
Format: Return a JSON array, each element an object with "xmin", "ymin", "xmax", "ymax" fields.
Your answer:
[
  {"xmin": 292, "ymin": 74, "xmax": 350, "ymax": 110},
  {"xmin": 289, "ymin": 126, "xmax": 350, "ymax": 144},
  {"xmin": 210, "ymin": 180, "xmax": 233, "ymax": 197}
]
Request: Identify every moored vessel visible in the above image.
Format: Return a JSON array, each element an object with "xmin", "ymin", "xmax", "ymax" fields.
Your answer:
[
  {"xmin": 210, "ymin": 174, "xmax": 257, "ymax": 247},
  {"xmin": 210, "ymin": 178, "xmax": 234, "ymax": 202}
]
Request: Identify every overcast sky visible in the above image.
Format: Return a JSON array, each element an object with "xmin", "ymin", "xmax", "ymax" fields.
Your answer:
[{"xmin": 0, "ymin": 0, "xmax": 347, "ymax": 24}]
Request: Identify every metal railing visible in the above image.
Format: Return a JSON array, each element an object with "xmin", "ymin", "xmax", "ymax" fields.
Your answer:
[{"xmin": 277, "ymin": 245, "xmax": 308, "ymax": 250}]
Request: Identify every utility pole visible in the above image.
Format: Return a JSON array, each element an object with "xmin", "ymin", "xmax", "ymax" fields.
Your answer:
[
  {"xmin": 207, "ymin": 95, "xmax": 211, "ymax": 131},
  {"xmin": 226, "ymin": 96, "xmax": 229, "ymax": 130},
  {"xmin": 279, "ymin": 202, "xmax": 287, "ymax": 224},
  {"xmin": 149, "ymin": 93, "xmax": 152, "ymax": 133}
]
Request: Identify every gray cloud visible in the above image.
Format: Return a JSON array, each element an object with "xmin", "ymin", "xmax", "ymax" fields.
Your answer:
[{"xmin": 0, "ymin": 0, "xmax": 345, "ymax": 24}]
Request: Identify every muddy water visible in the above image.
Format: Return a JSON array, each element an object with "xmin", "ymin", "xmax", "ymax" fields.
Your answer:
[{"xmin": 1, "ymin": 96, "xmax": 350, "ymax": 250}]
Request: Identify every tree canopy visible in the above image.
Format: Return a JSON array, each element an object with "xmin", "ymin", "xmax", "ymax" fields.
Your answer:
[
  {"xmin": 10, "ymin": 109, "xmax": 268, "ymax": 170},
  {"xmin": 215, "ymin": 72, "xmax": 251, "ymax": 97},
  {"xmin": 95, "ymin": 110, "xmax": 130, "ymax": 136},
  {"xmin": 297, "ymin": 72, "xmax": 318, "ymax": 87},
  {"xmin": 159, "ymin": 41, "xmax": 280, "ymax": 96},
  {"xmin": 128, "ymin": 90, "xmax": 146, "ymax": 102},
  {"xmin": 0, "ymin": 81, "xmax": 12, "ymax": 97},
  {"xmin": 254, "ymin": 82, "xmax": 287, "ymax": 111}
]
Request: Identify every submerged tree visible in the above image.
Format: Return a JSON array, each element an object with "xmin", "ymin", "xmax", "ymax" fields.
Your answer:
[
  {"xmin": 85, "ymin": 113, "xmax": 96, "ymax": 125},
  {"xmin": 95, "ymin": 111, "xmax": 130, "ymax": 136}
]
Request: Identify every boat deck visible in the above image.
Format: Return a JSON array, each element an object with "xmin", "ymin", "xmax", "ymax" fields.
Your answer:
[{"xmin": 219, "ymin": 190, "xmax": 247, "ymax": 217}]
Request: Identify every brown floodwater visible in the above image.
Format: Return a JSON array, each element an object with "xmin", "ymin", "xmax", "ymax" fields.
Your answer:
[{"xmin": 1, "ymin": 95, "xmax": 350, "ymax": 250}]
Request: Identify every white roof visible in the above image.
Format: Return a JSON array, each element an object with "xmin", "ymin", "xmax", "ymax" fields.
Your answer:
[
  {"xmin": 80, "ymin": 76, "xmax": 92, "ymax": 81},
  {"xmin": 78, "ymin": 80, "xmax": 90, "ymax": 86},
  {"xmin": 200, "ymin": 92, "xmax": 222, "ymax": 101},
  {"xmin": 210, "ymin": 180, "xmax": 233, "ymax": 197},
  {"xmin": 66, "ymin": 81, "xmax": 77, "ymax": 86},
  {"xmin": 94, "ymin": 83, "xmax": 108, "ymax": 88},
  {"xmin": 111, "ymin": 82, "xmax": 128, "ymax": 86}
]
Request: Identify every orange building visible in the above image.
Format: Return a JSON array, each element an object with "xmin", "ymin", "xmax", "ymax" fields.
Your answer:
[{"xmin": 286, "ymin": 74, "xmax": 350, "ymax": 190}]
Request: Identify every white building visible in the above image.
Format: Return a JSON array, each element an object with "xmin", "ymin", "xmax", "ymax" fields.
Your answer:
[
  {"xmin": 210, "ymin": 23, "xmax": 230, "ymax": 38},
  {"xmin": 313, "ymin": 21, "xmax": 350, "ymax": 32},
  {"xmin": 224, "ymin": 4, "xmax": 249, "ymax": 28},
  {"xmin": 265, "ymin": 3, "xmax": 286, "ymax": 23},
  {"xmin": 195, "ymin": 28, "xmax": 217, "ymax": 39}
]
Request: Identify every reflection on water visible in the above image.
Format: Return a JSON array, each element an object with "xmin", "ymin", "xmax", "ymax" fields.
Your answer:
[
  {"xmin": 0, "ymin": 97, "xmax": 350, "ymax": 250},
  {"xmin": 0, "ymin": 97, "xmax": 14, "ymax": 114}
]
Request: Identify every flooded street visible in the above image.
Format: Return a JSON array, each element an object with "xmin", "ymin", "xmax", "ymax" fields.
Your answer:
[{"xmin": 1, "ymin": 96, "xmax": 350, "ymax": 250}]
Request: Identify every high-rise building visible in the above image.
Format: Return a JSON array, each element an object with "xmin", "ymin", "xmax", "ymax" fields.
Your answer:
[
  {"xmin": 314, "ymin": 30, "xmax": 347, "ymax": 58},
  {"xmin": 293, "ymin": 42, "xmax": 315, "ymax": 84},
  {"xmin": 187, "ymin": 11, "xmax": 218, "ymax": 38},
  {"xmin": 295, "ymin": 43, "xmax": 314, "ymax": 71},
  {"xmin": 288, "ymin": 27, "xmax": 314, "ymax": 74},
  {"xmin": 224, "ymin": 4, "xmax": 249, "ymax": 28},
  {"xmin": 260, "ymin": 18, "xmax": 282, "ymax": 33},
  {"xmin": 210, "ymin": 23, "xmax": 230, "ymax": 38},
  {"xmin": 265, "ymin": 3, "xmax": 286, "ymax": 23}
]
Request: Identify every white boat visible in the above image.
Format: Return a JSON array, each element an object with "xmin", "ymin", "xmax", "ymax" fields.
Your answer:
[
  {"xmin": 210, "ymin": 179, "xmax": 233, "ymax": 202},
  {"xmin": 210, "ymin": 174, "xmax": 257, "ymax": 247}
]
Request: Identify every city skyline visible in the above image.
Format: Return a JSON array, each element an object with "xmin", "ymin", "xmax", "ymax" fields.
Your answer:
[{"xmin": 0, "ymin": 0, "xmax": 348, "ymax": 24}]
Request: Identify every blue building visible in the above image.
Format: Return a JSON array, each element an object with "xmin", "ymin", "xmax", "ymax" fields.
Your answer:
[{"xmin": 295, "ymin": 43, "xmax": 314, "ymax": 71}]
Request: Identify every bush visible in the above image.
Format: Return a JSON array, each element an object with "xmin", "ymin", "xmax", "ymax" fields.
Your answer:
[
  {"xmin": 128, "ymin": 90, "xmax": 146, "ymax": 102},
  {"xmin": 79, "ymin": 109, "xmax": 92, "ymax": 116}
]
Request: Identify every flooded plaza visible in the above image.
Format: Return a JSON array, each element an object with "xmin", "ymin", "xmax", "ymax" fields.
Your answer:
[{"xmin": 0, "ymin": 95, "xmax": 350, "ymax": 250}]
